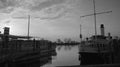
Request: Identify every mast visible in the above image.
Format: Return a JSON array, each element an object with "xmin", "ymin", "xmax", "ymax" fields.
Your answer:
[
  {"xmin": 80, "ymin": 0, "xmax": 112, "ymax": 37},
  {"xmin": 28, "ymin": 15, "xmax": 30, "ymax": 40},
  {"xmin": 79, "ymin": 0, "xmax": 112, "ymax": 54},
  {"xmin": 13, "ymin": 15, "xmax": 42, "ymax": 40},
  {"xmin": 93, "ymin": 0, "xmax": 97, "ymax": 36}
]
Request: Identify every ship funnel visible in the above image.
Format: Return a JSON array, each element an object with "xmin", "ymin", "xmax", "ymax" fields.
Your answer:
[{"xmin": 100, "ymin": 24, "xmax": 105, "ymax": 36}]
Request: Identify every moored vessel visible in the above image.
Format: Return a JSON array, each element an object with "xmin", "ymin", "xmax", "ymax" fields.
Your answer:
[{"xmin": 79, "ymin": 24, "xmax": 113, "ymax": 64}]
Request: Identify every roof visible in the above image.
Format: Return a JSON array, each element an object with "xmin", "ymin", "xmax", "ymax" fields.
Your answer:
[{"xmin": 0, "ymin": 34, "xmax": 32, "ymax": 39}]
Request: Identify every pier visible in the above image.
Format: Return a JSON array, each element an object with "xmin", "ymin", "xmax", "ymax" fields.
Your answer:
[
  {"xmin": 0, "ymin": 39, "xmax": 56, "ymax": 67},
  {"xmin": 0, "ymin": 27, "xmax": 56, "ymax": 67}
]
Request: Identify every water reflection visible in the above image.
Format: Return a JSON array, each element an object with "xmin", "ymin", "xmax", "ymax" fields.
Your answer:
[
  {"xmin": 57, "ymin": 45, "xmax": 73, "ymax": 51},
  {"xmin": 0, "ymin": 46, "xmax": 56, "ymax": 67},
  {"xmin": 57, "ymin": 46, "xmax": 62, "ymax": 51},
  {"xmin": 64, "ymin": 46, "xmax": 72, "ymax": 51},
  {"xmin": 42, "ymin": 45, "xmax": 80, "ymax": 67},
  {"xmin": 0, "ymin": 45, "xmax": 80, "ymax": 67},
  {"xmin": 0, "ymin": 57, "xmax": 52, "ymax": 67}
]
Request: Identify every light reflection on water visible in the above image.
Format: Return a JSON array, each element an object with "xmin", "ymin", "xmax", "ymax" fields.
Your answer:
[{"xmin": 42, "ymin": 45, "xmax": 80, "ymax": 67}]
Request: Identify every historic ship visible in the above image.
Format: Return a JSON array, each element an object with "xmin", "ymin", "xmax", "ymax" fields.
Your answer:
[{"xmin": 79, "ymin": 24, "xmax": 113, "ymax": 64}]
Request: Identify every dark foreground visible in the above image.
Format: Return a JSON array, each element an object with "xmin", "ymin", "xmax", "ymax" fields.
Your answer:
[{"xmin": 57, "ymin": 64, "xmax": 120, "ymax": 67}]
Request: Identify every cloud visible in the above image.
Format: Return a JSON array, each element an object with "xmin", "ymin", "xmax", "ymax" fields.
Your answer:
[
  {"xmin": 40, "ymin": 10, "xmax": 67, "ymax": 20},
  {"xmin": 0, "ymin": 0, "xmax": 19, "ymax": 13},
  {"xmin": 1, "ymin": 19, "xmax": 11, "ymax": 24},
  {"xmin": 44, "ymin": 4, "xmax": 66, "ymax": 14},
  {"xmin": 0, "ymin": 0, "xmax": 70, "ymax": 20},
  {"xmin": 0, "ymin": 19, "xmax": 11, "ymax": 29},
  {"xmin": 0, "ymin": 0, "xmax": 66, "ymax": 14},
  {"xmin": 4, "ymin": 20, "xmax": 11, "ymax": 24},
  {"xmin": 29, "ymin": 0, "xmax": 66, "ymax": 11},
  {"xmin": 40, "ymin": 5, "xmax": 69, "ymax": 20},
  {"xmin": 0, "ymin": 7, "xmax": 15, "ymax": 13}
]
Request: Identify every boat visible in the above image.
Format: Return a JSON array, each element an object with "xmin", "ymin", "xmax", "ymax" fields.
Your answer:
[
  {"xmin": 79, "ymin": 35, "xmax": 111, "ymax": 53},
  {"xmin": 79, "ymin": 24, "xmax": 113, "ymax": 65}
]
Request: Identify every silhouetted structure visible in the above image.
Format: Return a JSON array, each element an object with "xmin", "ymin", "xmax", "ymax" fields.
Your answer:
[
  {"xmin": 79, "ymin": 24, "xmax": 115, "ymax": 65},
  {"xmin": 0, "ymin": 27, "xmax": 57, "ymax": 67}
]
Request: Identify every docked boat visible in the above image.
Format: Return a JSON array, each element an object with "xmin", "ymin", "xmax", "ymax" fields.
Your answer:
[
  {"xmin": 79, "ymin": 35, "xmax": 111, "ymax": 53},
  {"xmin": 79, "ymin": 24, "xmax": 113, "ymax": 64}
]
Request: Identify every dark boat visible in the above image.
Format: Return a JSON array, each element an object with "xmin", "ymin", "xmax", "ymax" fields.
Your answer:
[{"xmin": 79, "ymin": 24, "xmax": 113, "ymax": 65}]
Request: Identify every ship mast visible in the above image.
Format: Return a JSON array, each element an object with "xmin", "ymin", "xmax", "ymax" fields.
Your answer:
[
  {"xmin": 80, "ymin": 0, "xmax": 112, "ymax": 37},
  {"xmin": 80, "ymin": 0, "xmax": 112, "ymax": 53},
  {"xmin": 93, "ymin": 0, "xmax": 97, "ymax": 36}
]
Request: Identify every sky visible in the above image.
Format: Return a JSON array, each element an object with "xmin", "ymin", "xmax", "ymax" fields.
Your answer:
[{"xmin": 0, "ymin": 0, "xmax": 120, "ymax": 41}]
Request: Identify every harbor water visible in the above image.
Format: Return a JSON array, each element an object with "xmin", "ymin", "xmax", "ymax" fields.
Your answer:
[
  {"xmin": 42, "ymin": 45, "xmax": 80, "ymax": 67},
  {"xmin": 0, "ymin": 44, "xmax": 80, "ymax": 67}
]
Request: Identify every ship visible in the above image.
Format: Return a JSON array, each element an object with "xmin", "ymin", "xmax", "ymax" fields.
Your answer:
[{"xmin": 79, "ymin": 24, "xmax": 113, "ymax": 65}]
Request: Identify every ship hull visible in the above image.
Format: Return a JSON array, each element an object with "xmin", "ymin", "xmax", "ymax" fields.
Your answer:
[
  {"xmin": 79, "ymin": 51, "xmax": 112, "ymax": 65},
  {"xmin": 79, "ymin": 52, "xmax": 105, "ymax": 65}
]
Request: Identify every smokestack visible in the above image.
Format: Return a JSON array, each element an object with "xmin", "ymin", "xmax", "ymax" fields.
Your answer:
[{"xmin": 100, "ymin": 24, "xmax": 105, "ymax": 36}]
